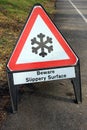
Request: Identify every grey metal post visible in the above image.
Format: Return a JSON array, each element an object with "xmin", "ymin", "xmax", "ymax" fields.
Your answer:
[
  {"xmin": 7, "ymin": 72, "xmax": 18, "ymax": 113},
  {"xmin": 71, "ymin": 61, "xmax": 82, "ymax": 103}
]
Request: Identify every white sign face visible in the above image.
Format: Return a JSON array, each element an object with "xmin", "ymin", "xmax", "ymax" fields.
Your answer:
[
  {"xmin": 16, "ymin": 15, "xmax": 69, "ymax": 64},
  {"xmin": 13, "ymin": 67, "xmax": 75, "ymax": 85}
]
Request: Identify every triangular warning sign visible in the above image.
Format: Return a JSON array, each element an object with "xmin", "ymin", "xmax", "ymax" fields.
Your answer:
[{"xmin": 7, "ymin": 5, "xmax": 78, "ymax": 71}]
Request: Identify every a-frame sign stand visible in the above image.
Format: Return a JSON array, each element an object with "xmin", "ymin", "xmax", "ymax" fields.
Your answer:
[
  {"xmin": 7, "ymin": 63, "xmax": 82, "ymax": 113},
  {"xmin": 6, "ymin": 4, "xmax": 82, "ymax": 113}
]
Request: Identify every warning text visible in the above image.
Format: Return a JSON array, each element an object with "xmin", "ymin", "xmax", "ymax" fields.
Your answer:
[{"xmin": 13, "ymin": 67, "xmax": 75, "ymax": 85}]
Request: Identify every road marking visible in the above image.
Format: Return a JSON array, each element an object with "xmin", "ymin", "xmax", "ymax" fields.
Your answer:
[{"xmin": 68, "ymin": 0, "xmax": 87, "ymax": 23}]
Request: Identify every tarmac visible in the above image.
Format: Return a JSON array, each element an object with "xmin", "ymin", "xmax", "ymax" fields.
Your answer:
[{"xmin": 1, "ymin": 0, "xmax": 87, "ymax": 130}]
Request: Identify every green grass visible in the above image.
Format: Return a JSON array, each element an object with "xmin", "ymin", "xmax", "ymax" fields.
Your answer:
[
  {"xmin": 0, "ymin": 0, "xmax": 55, "ymax": 81},
  {"xmin": 0, "ymin": 1, "xmax": 56, "ymax": 126},
  {"xmin": 0, "ymin": 0, "xmax": 55, "ymax": 20}
]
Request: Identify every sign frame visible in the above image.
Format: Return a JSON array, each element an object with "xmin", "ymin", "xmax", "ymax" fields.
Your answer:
[{"xmin": 7, "ymin": 63, "xmax": 82, "ymax": 113}]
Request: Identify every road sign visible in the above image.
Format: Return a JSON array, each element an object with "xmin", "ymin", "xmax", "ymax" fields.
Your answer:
[
  {"xmin": 7, "ymin": 5, "xmax": 78, "ymax": 71},
  {"xmin": 6, "ymin": 4, "xmax": 82, "ymax": 113}
]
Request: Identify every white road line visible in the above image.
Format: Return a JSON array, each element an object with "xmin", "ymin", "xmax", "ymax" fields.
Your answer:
[{"xmin": 68, "ymin": 0, "xmax": 87, "ymax": 23}]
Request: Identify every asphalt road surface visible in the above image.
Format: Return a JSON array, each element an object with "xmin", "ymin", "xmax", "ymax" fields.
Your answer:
[{"xmin": 1, "ymin": 0, "xmax": 87, "ymax": 130}]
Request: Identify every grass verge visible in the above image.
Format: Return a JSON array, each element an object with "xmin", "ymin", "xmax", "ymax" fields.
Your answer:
[
  {"xmin": 0, "ymin": 0, "xmax": 55, "ymax": 81},
  {"xmin": 0, "ymin": 0, "xmax": 56, "ymax": 128}
]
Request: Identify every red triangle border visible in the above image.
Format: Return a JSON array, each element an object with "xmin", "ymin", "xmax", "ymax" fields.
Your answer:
[{"xmin": 7, "ymin": 5, "xmax": 78, "ymax": 71}]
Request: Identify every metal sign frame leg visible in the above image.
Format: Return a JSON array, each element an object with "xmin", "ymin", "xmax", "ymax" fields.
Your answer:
[
  {"xmin": 71, "ymin": 61, "xmax": 82, "ymax": 103},
  {"xmin": 7, "ymin": 72, "xmax": 18, "ymax": 113}
]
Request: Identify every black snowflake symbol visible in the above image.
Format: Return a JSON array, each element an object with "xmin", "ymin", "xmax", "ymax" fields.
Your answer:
[{"xmin": 31, "ymin": 33, "xmax": 53, "ymax": 57}]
